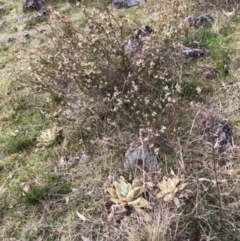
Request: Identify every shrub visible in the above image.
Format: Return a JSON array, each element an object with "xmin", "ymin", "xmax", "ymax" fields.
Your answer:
[{"xmin": 31, "ymin": 5, "xmax": 191, "ymax": 138}]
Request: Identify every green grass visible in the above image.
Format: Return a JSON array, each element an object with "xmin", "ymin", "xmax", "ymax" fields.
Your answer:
[
  {"xmin": 23, "ymin": 14, "xmax": 49, "ymax": 30},
  {"xmin": 0, "ymin": 194, "xmax": 10, "ymax": 221},
  {"xmin": 4, "ymin": 135, "xmax": 33, "ymax": 153},
  {"xmin": 184, "ymin": 27, "xmax": 231, "ymax": 75},
  {"xmin": 23, "ymin": 185, "xmax": 45, "ymax": 205}
]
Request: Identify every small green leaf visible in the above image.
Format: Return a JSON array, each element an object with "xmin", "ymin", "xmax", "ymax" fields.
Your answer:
[
  {"xmin": 128, "ymin": 197, "xmax": 151, "ymax": 208},
  {"xmin": 178, "ymin": 182, "xmax": 188, "ymax": 191},
  {"xmin": 156, "ymin": 191, "xmax": 165, "ymax": 199},
  {"xmin": 163, "ymin": 193, "xmax": 174, "ymax": 202},
  {"xmin": 114, "ymin": 177, "xmax": 132, "ymax": 198},
  {"xmin": 231, "ymin": 115, "xmax": 240, "ymax": 124},
  {"xmin": 126, "ymin": 187, "xmax": 142, "ymax": 201},
  {"xmin": 157, "ymin": 177, "xmax": 168, "ymax": 193},
  {"xmin": 167, "ymin": 178, "xmax": 176, "ymax": 193},
  {"xmin": 107, "ymin": 188, "xmax": 117, "ymax": 197},
  {"xmin": 110, "ymin": 197, "xmax": 124, "ymax": 204}
]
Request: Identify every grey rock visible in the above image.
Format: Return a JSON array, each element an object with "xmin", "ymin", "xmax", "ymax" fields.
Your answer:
[
  {"xmin": 113, "ymin": 0, "xmax": 147, "ymax": 9},
  {"xmin": 124, "ymin": 38, "xmax": 141, "ymax": 54},
  {"xmin": 124, "ymin": 26, "xmax": 153, "ymax": 54},
  {"xmin": 0, "ymin": 64, "xmax": 5, "ymax": 69},
  {"xmin": 132, "ymin": 25, "xmax": 153, "ymax": 39},
  {"xmin": 23, "ymin": 0, "xmax": 45, "ymax": 13},
  {"xmin": 88, "ymin": 23, "xmax": 96, "ymax": 29},
  {"xmin": 60, "ymin": 152, "xmax": 89, "ymax": 165},
  {"xmin": 0, "ymin": 19, "xmax": 8, "ymax": 28},
  {"xmin": 200, "ymin": 120, "xmax": 233, "ymax": 148},
  {"xmin": 185, "ymin": 14, "xmax": 213, "ymax": 29},
  {"xmin": 16, "ymin": 16, "xmax": 26, "ymax": 23},
  {"xmin": 30, "ymin": 10, "xmax": 48, "ymax": 20},
  {"xmin": 7, "ymin": 37, "xmax": 16, "ymax": 43},
  {"xmin": 0, "ymin": 7, "xmax": 5, "ymax": 13},
  {"xmin": 23, "ymin": 33, "xmax": 31, "ymax": 39},
  {"xmin": 198, "ymin": 68, "xmax": 219, "ymax": 80},
  {"xmin": 124, "ymin": 139, "xmax": 160, "ymax": 170},
  {"xmin": 182, "ymin": 46, "xmax": 207, "ymax": 59}
]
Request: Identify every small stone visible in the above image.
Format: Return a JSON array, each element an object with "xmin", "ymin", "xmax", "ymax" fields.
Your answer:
[
  {"xmin": 184, "ymin": 14, "xmax": 213, "ymax": 29},
  {"xmin": 23, "ymin": 33, "xmax": 31, "ymax": 39},
  {"xmin": 124, "ymin": 25, "xmax": 153, "ymax": 54},
  {"xmin": 132, "ymin": 25, "xmax": 153, "ymax": 39},
  {"xmin": 113, "ymin": 0, "xmax": 147, "ymax": 9},
  {"xmin": 23, "ymin": 0, "xmax": 45, "ymax": 13},
  {"xmin": 197, "ymin": 67, "xmax": 219, "ymax": 80},
  {"xmin": 16, "ymin": 16, "xmax": 26, "ymax": 23},
  {"xmin": 88, "ymin": 23, "xmax": 96, "ymax": 29},
  {"xmin": 60, "ymin": 152, "xmax": 89, "ymax": 166},
  {"xmin": 182, "ymin": 46, "xmax": 207, "ymax": 59},
  {"xmin": 0, "ymin": 7, "xmax": 5, "ymax": 13},
  {"xmin": 200, "ymin": 119, "xmax": 233, "ymax": 148},
  {"xmin": 0, "ymin": 64, "xmax": 5, "ymax": 69},
  {"xmin": 30, "ymin": 10, "xmax": 48, "ymax": 20},
  {"xmin": 7, "ymin": 37, "xmax": 17, "ymax": 43},
  {"xmin": 56, "ymin": 75, "xmax": 69, "ymax": 89},
  {"xmin": 124, "ymin": 38, "xmax": 141, "ymax": 54},
  {"xmin": 124, "ymin": 138, "xmax": 160, "ymax": 170},
  {"xmin": 0, "ymin": 19, "xmax": 8, "ymax": 28}
]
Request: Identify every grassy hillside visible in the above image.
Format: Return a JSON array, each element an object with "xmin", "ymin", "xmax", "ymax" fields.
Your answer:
[{"xmin": 0, "ymin": 0, "xmax": 240, "ymax": 240}]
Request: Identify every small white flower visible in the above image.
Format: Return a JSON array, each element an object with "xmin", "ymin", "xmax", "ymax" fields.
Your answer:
[
  {"xmin": 164, "ymin": 86, "xmax": 169, "ymax": 91},
  {"xmin": 175, "ymin": 83, "xmax": 182, "ymax": 93},
  {"xmin": 160, "ymin": 126, "xmax": 166, "ymax": 133},
  {"xmin": 152, "ymin": 111, "xmax": 157, "ymax": 117},
  {"xmin": 144, "ymin": 97, "xmax": 150, "ymax": 105},
  {"xmin": 196, "ymin": 87, "xmax": 201, "ymax": 94},
  {"xmin": 154, "ymin": 148, "xmax": 159, "ymax": 155}
]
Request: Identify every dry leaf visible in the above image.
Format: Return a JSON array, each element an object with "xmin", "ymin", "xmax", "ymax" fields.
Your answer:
[
  {"xmin": 170, "ymin": 169, "xmax": 176, "ymax": 176},
  {"xmin": 107, "ymin": 211, "xmax": 115, "ymax": 222},
  {"xmin": 134, "ymin": 207, "xmax": 152, "ymax": 222},
  {"xmin": 178, "ymin": 182, "xmax": 188, "ymax": 190},
  {"xmin": 212, "ymin": 179, "xmax": 228, "ymax": 186},
  {"xmin": 126, "ymin": 187, "xmax": 143, "ymax": 201},
  {"xmin": 199, "ymin": 178, "xmax": 228, "ymax": 186},
  {"xmin": 65, "ymin": 196, "xmax": 69, "ymax": 204},
  {"xmin": 107, "ymin": 188, "xmax": 117, "ymax": 197},
  {"xmin": 174, "ymin": 197, "xmax": 181, "ymax": 208},
  {"xmin": 163, "ymin": 193, "xmax": 174, "ymax": 202},
  {"xmin": 167, "ymin": 178, "xmax": 177, "ymax": 193},
  {"xmin": 172, "ymin": 177, "xmax": 180, "ymax": 186},
  {"xmin": 132, "ymin": 178, "xmax": 142, "ymax": 187},
  {"xmin": 128, "ymin": 197, "xmax": 151, "ymax": 209},
  {"xmin": 108, "ymin": 204, "xmax": 127, "ymax": 221},
  {"xmin": 81, "ymin": 235, "xmax": 92, "ymax": 241},
  {"xmin": 76, "ymin": 211, "xmax": 88, "ymax": 221},
  {"xmin": 110, "ymin": 197, "xmax": 123, "ymax": 204},
  {"xmin": 146, "ymin": 182, "xmax": 154, "ymax": 188},
  {"xmin": 157, "ymin": 177, "xmax": 169, "ymax": 194},
  {"xmin": 199, "ymin": 178, "xmax": 213, "ymax": 183},
  {"xmin": 156, "ymin": 192, "xmax": 165, "ymax": 199}
]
